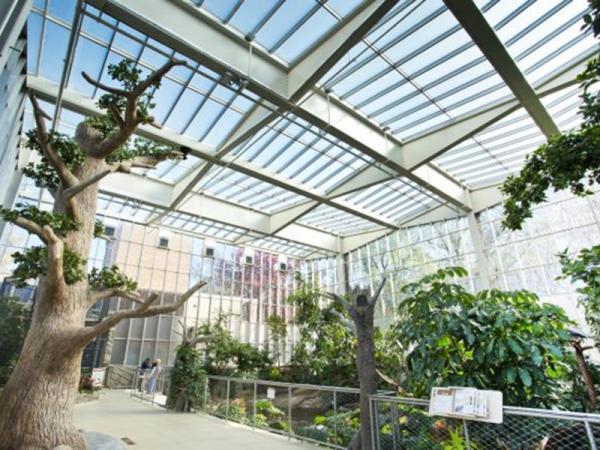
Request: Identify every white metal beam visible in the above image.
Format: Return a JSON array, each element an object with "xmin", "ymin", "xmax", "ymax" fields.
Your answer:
[
  {"xmin": 96, "ymin": 172, "xmax": 341, "ymax": 253},
  {"xmin": 83, "ymin": 0, "xmax": 471, "ymax": 211},
  {"xmin": 169, "ymin": 0, "xmax": 399, "ymax": 224},
  {"xmin": 443, "ymin": 0, "xmax": 559, "ymax": 137}
]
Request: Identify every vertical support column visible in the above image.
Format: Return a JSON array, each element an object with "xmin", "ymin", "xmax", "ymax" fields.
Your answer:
[
  {"xmin": 287, "ymin": 385, "xmax": 292, "ymax": 440},
  {"xmin": 0, "ymin": 0, "xmax": 31, "ymax": 239},
  {"xmin": 336, "ymin": 252, "xmax": 348, "ymax": 295},
  {"xmin": 467, "ymin": 211, "xmax": 491, "ymax": 290}
]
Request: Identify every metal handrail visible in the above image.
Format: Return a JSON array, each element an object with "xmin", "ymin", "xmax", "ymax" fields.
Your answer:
[{"xmin": 369, "ymin": 393, "xmax": 600, "ymax": 422}]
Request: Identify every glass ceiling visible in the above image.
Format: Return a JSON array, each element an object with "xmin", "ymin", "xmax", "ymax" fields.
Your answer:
[{"xmin": 21, "ymin": 0, "xmax": 598, "ymax": 256}]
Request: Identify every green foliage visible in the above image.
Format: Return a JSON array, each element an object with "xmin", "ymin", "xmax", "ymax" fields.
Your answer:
[
  {"xmin": 286, "ymin": 273, "xmax": 357, "ymax": 386},
  {"xmin": 88, "ymin": 265, "xmax": 137, "ymax": 292},
  {"xmin": 167, "ymin": 342, "xmax": 207, "ymax": 411},
  {"xmin": 501, "ymin": 2, "xmax": 600, "ymax": 229},
  {"xmin": 23, "ymin": 130, "xmax": 85, "ymax": 190},
  {"xmin": 558, "ymin": 245, "xmax": 600, "ymax": 337},
  {"xmin": 254, "ymin": 399, "xmax": 288, "ymax": 431},
  {"xmin": 391, "ymin": 267, "xmax": 573, "ymax": 408},
  {"xmin": 0, "ymin": 203, "xmax": 78, "ymax": 236},
  {"xmin": 105, "ymin": 137, "xmax": 180, "ymax": 165},
  {"xmin": 93, "ymin": 220, "xmax": 105, "ymax": 238},
  {"xmin": 441, "ymin": 427, "xmax": 479, "ymax": 450},
  {"xmin": 198, "ymin": 315, "xmax": 271, "ymax": 375},
  {"xmin": 97, "ymin": 59, "xmax": 156, "ymax": 127},
  {"xmin": 0, "ymin": 297, "xmax": 31, "ymax": 385},
  {"xmin": 501, "ymin": 127, "xmax": 600, "ymax": 229},
  {"xmin": 11, "ymin": 246, "xmax": 86, "ymax": 287},
  {"xmin": 266, "ymin": 314, "xmax": 286, "ymax": 364}
]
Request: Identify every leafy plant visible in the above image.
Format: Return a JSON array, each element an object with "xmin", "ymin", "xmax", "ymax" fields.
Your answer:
[
  {"xmin": 266, "ymin": 314, "xmax": 287, "ymax": 366},
  {"xmin": 198, "ymin": 314, "xmax": 271, "ymax": 376},
  {"xmin": 441, "ymin": 427, "xmax": 479, "ymax": 450},
  {"xmin": 558, "ymin": 245, "xmax": 600, "ymax": 337},
  {"xmin": 390, "ymin": 267, "xmax": 573, "ymax": 408},
  {"xmin": 501, "ymin": 1, "xmax": 600, "ymax": 230},
  {"xmin": 286, "ymin": 273, "xmax": 357, "ymax": 386},
  {"xmin": 167, "ymin": 342, "xmax": 207, "ymax": 412},
  {"xmin": 0, "ymin": 297, "xmax": 31, "ymax": 385}
]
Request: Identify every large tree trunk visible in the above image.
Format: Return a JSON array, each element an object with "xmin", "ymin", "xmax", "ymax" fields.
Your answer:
[
  {"xmin": 352, "ymin": 309, "xmax": 378, "ymax": 450},
  {"xmin": 0, "ymin": 332, "xmax": 86, "ymax": 449},
  {"xmin": 0, "ymin": 59, "xmax": 192, "ymax": 449},
  {"xmin": 331, "ymin": 282, "xmax": 385, "ymax": 450},
  {"xmin": 0, "ymin": 160, "xmax": 100, "ymax": 449}
]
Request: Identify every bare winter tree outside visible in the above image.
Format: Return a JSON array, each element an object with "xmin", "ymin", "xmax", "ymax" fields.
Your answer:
[{"xmin": 0, "ymin": 58, "xmax": 207, "ymax": 449}]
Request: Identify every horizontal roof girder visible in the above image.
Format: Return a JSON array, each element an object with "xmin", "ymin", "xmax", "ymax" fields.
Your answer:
[
  {"xmin": 443, "ymin": 0, "xmax": 559, "ymax": 138},
  {"xmin": 28, "ymin": 76, "xmax": 402, "ymax": 231},
  {"xmin": 170, "ymin": 0, "xmax": 399, "ymax": 226},
  {"xmin": 326, "ymin": 54, "xmax": 588, "ymax": 199},
  {"xmin": 96, "ymin": 172, "xmax": 341, "ymax": 253},
  {"xmin": 83, "ymin": 0, "xmax": 471, "ymax": 211}
]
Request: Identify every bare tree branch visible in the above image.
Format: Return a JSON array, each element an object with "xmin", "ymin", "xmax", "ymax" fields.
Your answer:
[
  {"xmin": 369, "ymin": 277, "xmax": 387, "ymax": 306},
  {"xmin": 81, "ymin": 280, "xmax": 206, "ymax": 341},
  {"xmin": 87, "ymin": 287, "xmax": 146, "ymax": 307},
  {"xmin": 80, "ymin": 71, "xmax": 129, "ymax": 97},
  {"xmin": 28, "ymin": 92, "xmax": 78, "ymax": 189},
  {"xmin": 62, "ymin": 168, "xmax": 113, "ymax": 200},
  {"xmin": 132, "ymin": 58, "xmax": 186, "ymax": 96},
  {"xmin": 82, "ymin": 58, "xmax": 186, "ymax": 159},
  {"xmin": 11, "ymin": 217, "xmax": 47, "ymax": 243}
]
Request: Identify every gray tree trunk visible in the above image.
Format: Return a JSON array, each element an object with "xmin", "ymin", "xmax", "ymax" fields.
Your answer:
[
  {"xmin": 330, "ymin": 279, "xmax": 386, "ymax": 450},
  {"xmin": 0, "ymin": 159, "xmax": 101, "ymax": 449},
  {"xmin": 0, "ymin": 58, "xmax": 201, "ymax": 449}
]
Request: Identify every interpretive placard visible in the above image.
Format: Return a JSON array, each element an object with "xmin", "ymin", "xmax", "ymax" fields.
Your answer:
[{"xmin": 429, "ymin": 387, "xmax": 503, "ymax": 424}]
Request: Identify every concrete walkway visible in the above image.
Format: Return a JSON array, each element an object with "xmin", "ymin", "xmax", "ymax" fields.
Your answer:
[{"xmin": 75, "ymin": 390, "xmax": 318, "ymax": 449}]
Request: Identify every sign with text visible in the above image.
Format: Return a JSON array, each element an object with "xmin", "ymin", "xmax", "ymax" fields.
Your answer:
[
  {"xmin": 267, "ymin": 387, "xmax": 276, "ymax": 400},
  {"xmin": 429, "ymin": 387, "xmax": 503, "ymax": 424}
]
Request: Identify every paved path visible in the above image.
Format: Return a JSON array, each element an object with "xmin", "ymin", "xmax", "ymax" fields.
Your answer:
[{"xmin": 76, "ymin": 390, "xmax": 317, "ymax": 450}]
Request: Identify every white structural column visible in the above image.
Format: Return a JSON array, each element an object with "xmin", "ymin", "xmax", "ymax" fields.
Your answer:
[
  {"xmin": 467, "ymin": 211, "xmax": 491, "ymax": 290},
  {"xmin": 0, "ymin": 0, "xmax": 30, "ymax": 239},
  {"xmin": 336, "ymin": 252, "xmax": 348, "ymax": 295}
]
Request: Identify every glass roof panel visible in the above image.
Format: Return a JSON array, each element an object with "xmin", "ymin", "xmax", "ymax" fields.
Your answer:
[
  {"xmin": 298, "ymin": 204, "xmax": 377, "ymax": 235},
  {"xmin": 193, "ymin": 166, "xmax": 307, "ymax": 213},
  {"xmin": 482, "ymin": 0, "xmax": 596, "ymax": 86},
  {"xmin": 342, "ymin": 177, "xmax": 446, "ymax": 224},
  {"xmin": 230, "ymin": 113, "xmax": 374, "ymax": 192},
  {"xmin": 193, "ymin": 0, "xmax": 363, "ymax": 63},
  {"xmin": 435, "ymin": 84, "xmax": 584, "ymax": 188},
  {"xmin": 319, "ymin": 0, "xmax": 513, "ymax": 141}
]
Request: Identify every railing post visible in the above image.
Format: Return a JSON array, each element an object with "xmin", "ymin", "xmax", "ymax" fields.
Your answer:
[
  {"xmin": 463, "ymin": 420, "xmax": 472, "ymax": 450},
  {"xmin": 130, "ymin": 369, "xmax": 137, "ymax": 397},
  {"xmin": 253, "ymin": 382, "xmax": 257, "ymax": 429},
  {"xmin": 203, "ymin": 377, "xmax": 209, "ymax": 411},
  {"xmin": 585, "ymin": 420, "xmax": 598, "ymax": 450},
  {"xmin": 225, "ymin": 379, "xmax": 231, "ymax": 421},
  {"xmin": 369, "ymin": 396, "xmax": 377, "ymax": 450},
  {"xmin": 288, "ymin": 385, "xmax": 292, "ymax": 440},
  {"xmin": 333, "ymin": 390, "xmax": 338, "ymax": 445}
]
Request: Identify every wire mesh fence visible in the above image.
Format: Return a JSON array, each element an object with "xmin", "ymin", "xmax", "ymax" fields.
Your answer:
[
  {"xmin": 203, "ymin": 375, "xmax": 362, "ymax": 449},
  {"xmin": 370, "ymin": 395, "xmax": 600, "ymax": 450}
]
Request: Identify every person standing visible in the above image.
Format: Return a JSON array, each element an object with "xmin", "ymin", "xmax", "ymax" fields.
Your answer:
[
  {"xmin": 138, "ymin": 358, "xmax": 151, "ymax": 392},
  {"xmin": 145, "ymin": 359, "xmax": 162, "ymax": 394}
]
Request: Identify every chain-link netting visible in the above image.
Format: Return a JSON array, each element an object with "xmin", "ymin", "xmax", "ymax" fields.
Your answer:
[{"xmin": 371, "ymin": 397, "xmax": 600, "ymax": 450}]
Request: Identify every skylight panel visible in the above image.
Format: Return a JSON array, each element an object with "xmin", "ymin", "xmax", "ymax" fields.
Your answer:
[
  {"xmin": 435, "ymin": 83, "xmax": 585, "ymax": 189},
  {"xmin": 482, "ymin": 0, "xmax": 594, "ymax": 87}
]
